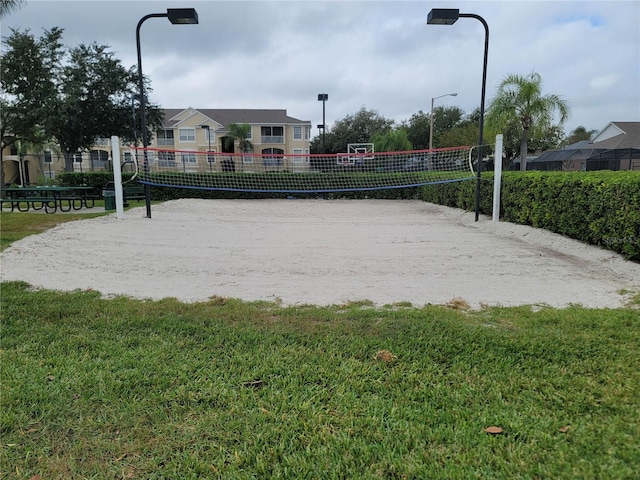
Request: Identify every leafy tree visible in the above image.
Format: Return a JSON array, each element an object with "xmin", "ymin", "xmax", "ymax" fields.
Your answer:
[
  {"xmin": 527, "ymin": 125, "xmax": 565, "ymax": 153},
  {"xmin": 1, "ymin": 27, "xmax": 62, "ymax": 184},
  {"xmin": 485, "ymin": 71, "xmax": 570, "ymax": 171},
  {"xmin": 0, "ymin": 0, "xmax": 25, "ymax": 18},
  {"xmin": 431, "ymin": 105, "xmax": 465, "ymax": 147},
  {"xmin": 1, "ymin": 27, "xmax": 163, "ymax": 172},
  {"xmin": 321, "ymin": 107, "xmax": 394, "ymax": 154},
  {"xmin": 401, "ymin": 111, "xmax": 430, "ymax": 150},
  {"xmin": 401, "ymin": 106, "xmax": 465, "ymax": 150},
  {"xmin": 565, "ymin": 125, "xmax": 596, "ymax": 146},
  {"xmin": 370, "ymin": 128, "xmax": 412, "ymax": 152},
  {"xmin": 438, "ymin": 122, "xmax": 479, "ymax": 150}
]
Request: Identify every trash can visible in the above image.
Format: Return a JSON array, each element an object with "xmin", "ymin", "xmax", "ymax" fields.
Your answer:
[{"xmin": 102, "ymin": 184, "xmax": 115, "ymax": 211}]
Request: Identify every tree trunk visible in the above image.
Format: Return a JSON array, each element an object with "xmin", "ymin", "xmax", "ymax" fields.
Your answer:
[
  {"xmin": 519, "ymin": 129, "xmax": 529, "ymax": 171},
  {"xmin": 64, "ymin": 152, "xmax": 75, "ymax": 172},
  {"xmin": 0, "ymin": 155, "xmax": 5, "ymax": 188}
]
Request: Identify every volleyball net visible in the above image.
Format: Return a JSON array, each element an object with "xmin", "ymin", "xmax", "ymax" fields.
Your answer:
[{"xmin": 130, "ymin": 145, "xmax": 475, "ymax": 193}]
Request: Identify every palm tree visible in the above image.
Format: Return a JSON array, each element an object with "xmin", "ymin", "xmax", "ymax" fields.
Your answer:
[
  {"xmin": 221, "ymin": 123, "xmax": 253, "ymax": 172},
  {"xmin": 223, "ymin": 123, "xmax": 253, "ymax": 154},
  {"xmin": 486, "ymin": 72, "xmax": 570, "ymax": 171},
  {"xmin": 0, "ymin": 0, "xmax": 26, "ymax": 19}
]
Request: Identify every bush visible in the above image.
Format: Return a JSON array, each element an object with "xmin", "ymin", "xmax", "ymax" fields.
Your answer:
[{"xmin": 421, "ymin": 171, "xmax": 640, "ymax": 261}]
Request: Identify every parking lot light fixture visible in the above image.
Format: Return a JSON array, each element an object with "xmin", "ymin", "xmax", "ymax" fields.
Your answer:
[
  {"xmin": 136, "ymin": 7, "xmax": 199, "ymax": 218},
  {"xmin": 427, "ymin": 8, "xmax": 489, "ymax": 222},
  {"xmin": 429, "ymin": 92, "xmax": 457, "ymax": 150}
]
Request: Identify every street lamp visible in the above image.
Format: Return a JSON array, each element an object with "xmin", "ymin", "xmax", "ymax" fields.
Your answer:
[
  {"xmin": 201, "ymin": 125, "xmax": 212, "ymax": 172},
  {"xmin": 427, "ymin": 8, "xmax": 489, "ymax": 222},
  {"xmin": 136, "ymin": 8, "xmax": 199, "ymax": 218},
  {"xmin": 429, "ymin": 92, "xmax": 457, "ymax": 150},
  {"xmin": 317, "ymin": 93, "xmax": 328, "ymax": 153}
]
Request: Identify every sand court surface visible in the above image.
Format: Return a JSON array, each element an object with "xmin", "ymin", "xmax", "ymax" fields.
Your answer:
[{"xmin": 2, "ymin": 199, "xmax": 639, "ymax": 309}]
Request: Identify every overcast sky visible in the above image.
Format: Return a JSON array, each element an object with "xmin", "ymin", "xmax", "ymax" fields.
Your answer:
[{"xmin": 2, "ymin": 0, "xmax": 639, "ymax": 139}]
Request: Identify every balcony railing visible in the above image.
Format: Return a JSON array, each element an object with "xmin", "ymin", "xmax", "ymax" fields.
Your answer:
[{"xmin": 261, "ymin": 136, "xmax": 284, "ymax": 144}]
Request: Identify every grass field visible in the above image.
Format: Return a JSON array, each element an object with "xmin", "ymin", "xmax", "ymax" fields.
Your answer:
[{"xmin": 1, "ymin": 211, "xmax": 639, "ymax": 479}]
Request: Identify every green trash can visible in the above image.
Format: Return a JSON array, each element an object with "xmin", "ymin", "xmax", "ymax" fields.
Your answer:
[{"xmin": 102, "ymin": 187, "xmax": 115, "ymax": 211}]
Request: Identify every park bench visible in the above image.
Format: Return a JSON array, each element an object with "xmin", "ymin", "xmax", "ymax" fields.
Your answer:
[
  {"xmin": 1, "ymin": 186, "xmax": 97, "ymax": 213},
  {"xmin": 103, "ymin": 182, "xmax": 146, "ymax": 208},
  {"xmin": 123, "ymin": 184, "xmax": 146, "ymax": 203}
]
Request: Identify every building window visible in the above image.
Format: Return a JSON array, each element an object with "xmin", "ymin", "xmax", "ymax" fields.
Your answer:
[
  {"xmin": 179, "ymin": 128, "xmax": 196, "ymax": 142},
  {"xmin": 304, "ymin": 126, "xmax": 310, "ymax": 140},
  {"xmin": 90, "ymin": 150, "xmax": 108, "ymax": 168},
  {"xmin": 43, "ymin": 151, "xmax": 53, "ymax": 163},
  {"xmin": 245, "ymin": 128, "xmax": 252, "ymax": 140},
  {"xmin": 261, "ymin": 126, "xmax": 284, "ymax": 144},
  {"xmin": 293, "ymin": 148, "xmax": 305, "ymax": 163},
  {"xmin": 156, "ymin": 129, "xmax": 175, "ymax": 146},
  {"xmin": 262, "ymin": 148, "xmax": 284, "ymax": 166},
  {"xmin": 158, "ymin": 151, "xmax": 176, "ymax": 167},
  {"xmin": 294, "ymin": 126, "xmax": 302, "ymax": 140},
  {"xmin": 204, "ymin": 128, "xmax": 215, "ymax": 144},
  {"xmin": 181, "ymin": 152, "xmax": 197, "ymax": 164}
]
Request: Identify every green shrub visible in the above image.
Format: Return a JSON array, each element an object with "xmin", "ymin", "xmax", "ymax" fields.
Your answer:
[{"xmin": 421, "ymin": 171, "xmax": 640, "ymax": 261}]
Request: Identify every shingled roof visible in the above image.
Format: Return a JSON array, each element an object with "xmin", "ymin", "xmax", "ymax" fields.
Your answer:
[
  {"xmin": 590, "ymin": 122, "xmax": 640, "ymax": 149},
  {"xmin": 162, "ymin": 108, "xmax": 310, "ymax": 129},
  {"xmin": 520, "ymin": 122, "xmax": 640, "ymax": 166}
]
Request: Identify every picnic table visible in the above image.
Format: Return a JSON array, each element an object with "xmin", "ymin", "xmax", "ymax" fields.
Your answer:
[{"xmin": 0, "ymin": 186, "xmax": 97, "ymax": 214}]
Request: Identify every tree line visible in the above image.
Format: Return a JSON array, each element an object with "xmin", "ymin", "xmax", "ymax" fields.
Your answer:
[
  {"xmin": 0, "ymin": 27, "xmax": 164, "ymax": 185},
  {"xmin": 312, "ymin": 76, "xmax": 590, "ymax": 171},
  {"xmin": 2, "ymin": 26, "xmax": 593, "ymax": 183}
]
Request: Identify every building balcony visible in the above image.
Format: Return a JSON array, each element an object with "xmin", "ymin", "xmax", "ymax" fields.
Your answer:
[{"xmin": 261, "ymin": 136, "xmax": 284, "ymax": 144}]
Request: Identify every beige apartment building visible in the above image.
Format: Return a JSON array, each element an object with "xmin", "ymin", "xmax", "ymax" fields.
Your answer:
[
  {"xmin": 158, "ymin": 108, "xmax": 312, "ymax": 173},
  {"xmin": 1, "ymin": 108, "xmax": 312, "ymax": 185}
]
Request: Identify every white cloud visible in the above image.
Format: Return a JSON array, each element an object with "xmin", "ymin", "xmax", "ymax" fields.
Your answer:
[{"xmin": 2, "ymin": 0, "xmax": 639, "ymax": 137}]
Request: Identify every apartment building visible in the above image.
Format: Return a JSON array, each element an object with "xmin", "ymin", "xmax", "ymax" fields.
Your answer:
[
  {"xmin": 1, "ymin": 108, "xmax": 312, "ymax": 185},
  {"xmin": 158, "ymin": 108, "xmax": 312, "ymax": 173}
]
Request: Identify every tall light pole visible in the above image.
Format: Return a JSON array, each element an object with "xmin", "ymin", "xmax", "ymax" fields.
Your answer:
[
  {"xmin": 201, "ymin": 125, "xmax": 212, "ymax": 172},
  {"xmin": 136, "ymin": 8, "xmax": 199, "ymax": 218},
  {"xmin": 429, "ymin": 92, "xmax": 457, "ymax": 150},
  {"xmin": 317, "ymin": 93, "xmax": 328, "ymax": 153},
  {"xmin": 427, "ymin": 8, "xmax": 489, "ymax": 222}
]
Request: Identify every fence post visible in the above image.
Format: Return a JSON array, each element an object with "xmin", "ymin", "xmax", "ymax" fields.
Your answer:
[
  {"xmin": 492, "ymin": 134, "xmax": 503, "ymax": 222},
  {"xmin": 111, "ymin": 136, "xmax": 125, "ymax": 219}
]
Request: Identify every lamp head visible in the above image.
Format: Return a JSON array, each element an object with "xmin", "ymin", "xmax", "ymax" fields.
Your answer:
[
  {"xmin": 427, "ymin": 9, "xmax": 459, "ymax": 25},
  {"xmin": 167, "ymin": 8, "xmax": 199, "ymax": 25},
  {"xmin": 317, "ymin": 93, "xmax": 328, "ymax": 101}
]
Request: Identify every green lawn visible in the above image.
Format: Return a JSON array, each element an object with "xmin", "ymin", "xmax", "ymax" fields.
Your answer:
[{"xmin": 1, "ymin": 212, "xmax": 639, "ymax": 479}]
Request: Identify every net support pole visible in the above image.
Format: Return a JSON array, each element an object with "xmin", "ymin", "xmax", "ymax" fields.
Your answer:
[
  {"xmin": 492, "ymin": 134, "xmax": 503, "ymax": 222},
  {"xmin": 111, "ymin": 136, "xmax": 125, "ymax": 219}
]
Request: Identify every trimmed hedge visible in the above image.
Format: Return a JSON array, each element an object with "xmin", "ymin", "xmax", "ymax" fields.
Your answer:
[
  {"xmin": 422, "ymin": 171, "xmax": 640, "ymax": 261},
  {"xmin": 57, "ymin": 171, "xmax": 640, "ymax": 261}
]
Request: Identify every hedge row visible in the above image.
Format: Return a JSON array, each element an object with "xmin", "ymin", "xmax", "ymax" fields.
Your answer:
[
  {"xmin": 57, "ymin": 170, "xmax": 640, "ymax": 261},
  {"xmin": 421, "ymin": 171, "xmax": 640, "ymax": 261}
]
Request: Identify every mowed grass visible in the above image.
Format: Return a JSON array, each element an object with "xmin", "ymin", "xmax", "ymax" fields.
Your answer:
[
  {"xmin": 0, "ymin": 210, "xmax": 106, "ymax": 251},
  {"xmin": 1, "ymin": 212, "xmax": 639, "ymax": 479}
]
